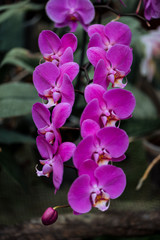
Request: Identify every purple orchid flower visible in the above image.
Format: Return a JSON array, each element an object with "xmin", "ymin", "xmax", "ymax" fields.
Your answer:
[
  {"xmin": 73, "ymin": 126, "xmax": 129, "ymax": 169},
  {"xmin": 87, "ymin": 44, "xmax": 133, "ymax": 88},
  {"xmin": 46, "ymin": 0, "xmax": 95, "ymax": 32},
  {"xmin": 80, "ymin": 84, "xmax": 136, "ymax": 134},
  {"xmin": 32, "ymin": 102, "xmax": 72, "ymax": 151},
  {"xmin": 38, "ymin": 30, "xmax": 77, "ymax": 66},
  {"xmin": 68, "ymin": 160, "xmax": 126, "ymax": 213},
  {"xmin": 143, "ymin": 0, "xmax": 160, "ymax": 20},
  {"xmin": 36, "ymin": 135, "xmax": 76, "ymax": 193},
  {"xmin": 33, "ymin": 62, "xmax": 79, "ymax": 108},
  {"xmin": 88, "ymin": 22, "xmax": 131, "ymax": 50}
]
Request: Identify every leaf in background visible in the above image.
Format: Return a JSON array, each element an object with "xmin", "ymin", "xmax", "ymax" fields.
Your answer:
[
  {"xmin": 0, "ymin": 1, "xmax": 43, "ymax": 24},
  {"xmin": 0, "ymin": 82, "xmax": 40, "ymax": 118},
  {"xmin": 0, "ymin": 128, "xmax": 35, "ymax": 144},
  {"xmin": 1, "ymin": 48, "xmax": 40, "ymax": 73},
  {"xmin": 121, "ymin": 118, "xmax": 160, "ymax": 137},
  {"xmin": 126, "ymin": 84, "xmax": 157, "ymax": 119},
  {"xmin": 0, "ymin": 148, "xmax": 28, "ymax": 190}
]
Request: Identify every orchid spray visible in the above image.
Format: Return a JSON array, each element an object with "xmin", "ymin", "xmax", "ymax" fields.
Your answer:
[{"xmin": 31, "ymin": 0, "xmax": 158, "ymax": 225}]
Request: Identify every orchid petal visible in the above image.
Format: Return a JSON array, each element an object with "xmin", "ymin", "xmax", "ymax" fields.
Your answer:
[
  {"xmin": 96, "ymin": 127, "xmax": 129, "ymax": 158},
  {"xmin": 52, "ymin": 155, "xmax": 63, "ymax": 193},
  {"xmin": 60, "ymin": 47, "xmax": 74, "ymax": 65},
  {"xmin": 81, "ymin": 119, "xmax": 100, "ymax": 138},
  {"xmin": 78, "ymin": 160, "xmax": 98, "ymax": 185},
  {"xmin": 95, "ymin": 165, "xmax": 126, "ymax": 199},
  {"xmin": 85, "ymin": 83, "xmax": 105, "ymax": 104},
  {"xmin": 93, "ymin": 60, "xmax": 108, "ymax": 89},
  {"xmin": 52, "ymin": 103, "xmax": 72, "ymax": 128},
  {"xmin": 36, "ymin": 136, "xmax": 54, "ymax": 160},
  {"xmin": 61, "ymin": 33, "xmax": 77, "ymax": 52},
  {"xmin": 38, "ymin": 30, "xmax": 61, "ymax": 56},
  {"xmin": 68, "ymin": 175, "xmax": 92, "ymax": 213},
  {"xmin": 32, "ymin": 102, "xmax": 50, "ymax": 129},
  {"xmin": 60, "ymin": 74, "xmax": 75, "ymax": 107},
  {"xmin": 87, "ymin": 47, "xmax": 107, "ymax": 67},
  {"xmin": 46, "ymin": 0, "xmax": 68, "ymax": 23},
  {"xmin": 58, "ymin": 142, "xmax": 76, "ymax": 162}
]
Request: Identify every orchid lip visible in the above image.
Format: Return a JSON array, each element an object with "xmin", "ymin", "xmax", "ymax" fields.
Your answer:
[{"xmin": 91, "ymin": 189, "xmax": 110, "ymax": 211}]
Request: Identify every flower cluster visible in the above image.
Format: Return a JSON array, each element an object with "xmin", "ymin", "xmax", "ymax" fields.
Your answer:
[
  {"xmin": 32, "ymin": 30, "xmax": 79, "ymax": 193},
  {"xmin": 32, "ymin": 0, "xmax": 140, "ymax": 225},
  {"xmin": 68, "ymin": 21, "xmax": 136, "ymax": 214}
]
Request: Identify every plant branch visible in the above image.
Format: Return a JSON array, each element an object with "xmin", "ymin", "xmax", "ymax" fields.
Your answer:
[
  {"xmin": 136, "ymin": 154, "xmax": 160, "ymax": 190},
  {"xmin": 95, "ymin": 5, "xmax": 150, "ymax": 26}
]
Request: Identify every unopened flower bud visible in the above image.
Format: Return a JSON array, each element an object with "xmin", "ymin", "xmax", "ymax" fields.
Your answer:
[{"xmin": 41, "ymin": 207, "xmax": 58, "ymax": 225}]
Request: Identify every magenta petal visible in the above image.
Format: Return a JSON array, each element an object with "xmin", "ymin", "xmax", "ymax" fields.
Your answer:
[
  {"xmin": 38, "ymin": 30, "xmax": 61, "ymax": 56},
  {"xmin": 60, "ymin": 62, "xmax": 79, "ymax": 82},
  {"xmin": 52, "ymin": 103, "xmax": 72, "ymax": 128},
  {"xmin": 87, "ymin": 47, "xmax": 107, "ymax": 67},
  {"xmin": 61, "ymin": 33, "xmax": 77, "ymax": 52},
  {"xmin": 58, "ymin": 142, "xmax": 76, "ymax": 162},
  {"xmin": 104, "ymin": 22, "xmax": 132, "ymax": 46},
  {"xmin": 103, "ymin": 88, "xmax": 136, "ymax": 119},
  {"xmin": 97, "ymin": 127, "xmax": 129, "ymax": 158},
  {"xmin": 60, "ymin": 47, "xmax": 73, "ymax": 65},
  {"xmin": 36, "ymin": 136, "xmax": 54, "ymax": 159},
  {"xmin": 68, "ymin": 175, "xmax": 92, "ymax": 213},
  {"xmin": 106, "ymin": 44, "xmax": 133, "ymax": 73},
  {"xmin": 60, "ymin": 74, "xmax": 75, "ymax": 107},
  {"xmin": 46, "ymin": 0, "xmax": 68, "ymax": 23},
  {"xmin": 88, "ymin": 33, "xmax": 104, "ymax": 48},
  {"xmin": 93, "ymin": 60, "xmax": 108, "ymax": 89},
  {"xmin": 78, "ymin": 160, "xmax": 98, "ymax": 185},
  {"xmin": 52, "ymin": 155, "xmax": 63, "ymax": 192},
  {"xmin": 80, "ymin": 99, "xmax": 102, "ymax": 126},
  {"xmin": 33, "ymin": 62, "xmax": 60, "ymax": 95},
  {"xmin": 85, "ymin": 83, "xmax": 105, "ymax": 104},
  {"xmin": 81, "ymin": 119, "xmax": 100, "ymax": 138},
  {"xmin": 88, "ymin": 24, "xmax": 105, "ymax": 38},
  {"xmin": 95, "ymin": 165, "xmax": 126, "ymax": 199},
  {"xmin": 32, "ymin": 102, "xmax": 50, "ymax": 129},
  {"xmin": 76, "ymin": 0, "xmax": 95, "ymax": 24},
  {"xmin": 73, "ymin": 135, "xmax": 95, "ymax": 169}
]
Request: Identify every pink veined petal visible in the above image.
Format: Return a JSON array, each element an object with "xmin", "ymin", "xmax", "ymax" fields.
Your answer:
[
  {"xmin": 88, "ymin": 33, "xmax": 104, "ymax": 49},
  {"xmin": 95, "ymin": 165, "xmax": 126, "ymax": 199},
  {"xmin": 85, "ymin": 83, "xmax": 105, "ymax": 104},
  {"xmin": 76, "ymin": 0, "xmax": 95, "ymax": 24},
  {"xmin": 93, "ymin": 60, "xmax": 109, "ymax": 89},
  {"xmin": 106, "ymin": 44, "xmax": 133, "ymax": 73},
  {"xmin": 60, "ymin": 47, "xmax": 74, "ymax": 65},
  {"xmin": 112, "ymin": 154, "xmax": 126, "ymax": 162},
  {"xmin": 68, "ymin": 174, "xmax": 92, "ymax": 213},
  {"xmin": 87, "ymin": 47, "xmax": 107, "ymax": 67},
  {"xmin": 81, "ymin": 119, "xmax": 100, "ymax": 138},
  {"xmin": 52, "ymin": 102, "xmax": 72, "ymax": 128},
  {"xmin": 80, "ymin": 99, "xmax": 102, "ymax": 126},
  {"xmin": 104, "ymin": 22, "xmax": 132, "ymax": 46},
  {"xmin": 61, "ymin": 33, "xmax": 77, "ymax": 52},
  {"xmin": 68, "ymin": 21, "xmax": 78, "ymax": 33},
  {"xmin": 59, "ymin": 62, "xmax": 79, "ymax": 82},
  {"xmin": 88, "ymin": 24, "xmax": 105, "ymax": 38},
  {"xmin": 103, "ymin": 88, "xmax": 136, "ymax": 119},
  {"xmin": 60, "ymin": 74, "xmax": 75, "ymax": 107},
  {"xmin": 58, "ymin": 142, "xmax": 76, "ymax": 162},
  {"xmin": 52, "ymin": 155, "xmax": 63, "ymax": 193},
  {"xmin": 73, "ymin": 135, "xmax": 95, "ymax": 169},
  {"xmin": 96, "ymin": 127, "xmax": 129, "ymax": 158},
  {"xmin": 46, "ymin": 0, "xmax": 69, "ymax": 23},
  {"xmin": 38, "ymin": 30, "xmax": 61, "ymax": 56},
  {"xmin": 32, "ymin": 102, "xmax": 50, "ymax": 129},
  {"xmin": 33, "ymin": 62, "xmax": 60, "ymax": 95},
  {"xmin": 36, "ymin": 136, "xmax": 54, "ymax": 160},
  {"xmin": 78, "ymin": 160, "xmax": 98, "ymax": 186}
]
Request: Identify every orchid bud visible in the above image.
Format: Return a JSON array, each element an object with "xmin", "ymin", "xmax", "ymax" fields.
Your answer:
[{"xmin": 41, "ymin": 207, "xmax": 58, "ymax": 225}]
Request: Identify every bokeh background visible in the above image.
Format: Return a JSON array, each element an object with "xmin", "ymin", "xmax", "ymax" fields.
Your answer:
[{"xmin": 0, "ymin": 0, "xmax": 160, "ymax": 239}]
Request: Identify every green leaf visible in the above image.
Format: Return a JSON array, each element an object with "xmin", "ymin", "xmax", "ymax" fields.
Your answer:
[
  {"xmin": 0, "ymin": 82, "xmax": 40, "ymax": 118},
  {"xmin": 122, "ymin": 118, "xmax": 160, "ymax": 137},
  {"xmin": 0, "ymin": 1, "xmax": 43, "ymax": 24},
  {"xmin": 1, "ymin": 48, "xmax": 40, "ymax": 73},
  {"xmin": 126, "ymin": 84, "xmax": 157, "ymax": 119},
  {"xmin": 0, "ymin": 148, "xmax": 28, "ymax": 190},
  {"xmin": 0, "ymin": 128, "xmax": 35, "ymax": 144}
]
